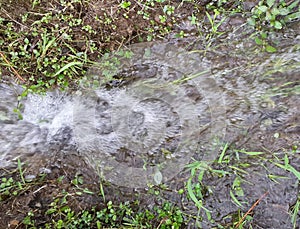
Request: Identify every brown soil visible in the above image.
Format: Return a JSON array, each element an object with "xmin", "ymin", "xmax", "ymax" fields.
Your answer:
[{"xmin": 0, "ymin": 0, "xmax": 195, "ymax": 84}]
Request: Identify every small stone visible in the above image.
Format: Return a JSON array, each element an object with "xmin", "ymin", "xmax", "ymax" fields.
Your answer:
[
  {"xmin": 260, "ymin": 102, "xmax": 268, "ymax": 108},
  {"xmin": 25, "ymin": 174, "xmax": 36, "ymax": 182},
  {"xmin": 153, "ymin": 169, "xmax": 162, "ymax": 185},
  {"xmin": 35, "ymin": 202, "xmax": 42, "ymax": 208},
  {"xmin": 39, "ymin": 167, "xmax": 52, "ymax": 174}
]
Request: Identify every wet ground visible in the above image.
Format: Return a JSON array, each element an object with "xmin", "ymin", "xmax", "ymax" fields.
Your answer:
[{"xmin": 0, "ymin": 1, "xmax": 300, "ymax": 228}]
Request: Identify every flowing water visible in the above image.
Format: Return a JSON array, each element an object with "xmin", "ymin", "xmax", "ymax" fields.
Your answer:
[{"xmin": 1, "ymin": 21, "xmax": 299, "ymax": 227}]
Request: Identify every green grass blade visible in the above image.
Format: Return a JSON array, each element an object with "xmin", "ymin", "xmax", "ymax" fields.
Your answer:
[
  {"xmin": 18, "ymin": 159, "xmax": 25, "ymax": 184},
  {"xmin": 41, "ymin": 37, "xmax": 56, "ymax": 58},
  {"xmin": 291, "ymin": 198, "xmax": 300, "ymax": 228},
  {"xmin": 218, "ymin": 143, "xmax": 228, "ymax": 163},
  {"xmin": 187, "ymin": 178, "xmax": 211, "ymax": 212},
  {"xmin": 286, "ymin": 165, "xmax": 300, "ymax": 180},
  {"xmin": 275, "ymin": 163, "xmax": 300, "ymax": 180},
  {"xmin": 238, "ymin": 150, "xmax": 265, "ymax": 156},
  {"xmin": 230, "ymin": 190, "xmax": 242, "ymax": 207},
  {"xmin": 187, "ymin": 178, "xmax": 201, "ymax": 209},
  {"xmin": 53, "ymin": 61, "xmax": 83, "ymax": 77}
]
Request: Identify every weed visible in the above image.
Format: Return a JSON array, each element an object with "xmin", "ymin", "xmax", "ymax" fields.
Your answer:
[
  {"xmin": 0, "ymin": 0, "xmax": 183, "ymax": 93},
  {"xmin": 0, "ymin": 159, "xmax": 35, "ymax": 201},
  {"xmin": 291, "ymin": 197, "xmax": 300, "ymax": 229},
  {"xmin": 163, "ymin": 5, "xmax": 175, "ymax": 16},
  {"xmin": 23, "ymin": 211, "xmax": 36, "ymax": 227},
  {"xmin": 0, "ymin": 177, "xmax": 18, "ymax": 200},
  {"xmin": 230, "ymin": 176, "xmax": 245, "ymax": 207},
  {"xmin": 155, "ymin": 202, "xmax": 184, "ymax": 228},
  {"xmin": 120, "ymin": 1, "xmax": 132, "ymax": 9},
  {"xmin": 248, "ymin": 0, "xmax": 300, "ymax": 30},
  {"xmin": 184, "ymin": 160, "xmax": 212, "ymax": 227},
  {"xmin": 218, "ymin": 142, "xmax": 229, "ymax": 163},
  {"xmin": 18, "ymin": 158, "xmax": 26, "ymax": 184},
  {"xmin": 253, "ymin": 31, "xmax": 277, "ymax": 52},
  {"xmin": 41, "ymin": 197, "xmax": 184, "ymax": 228},
  {"xmin": 247, "ymin": 0, "xmax": 300, "ymax": 52},
  {"xmin": 274, "ymin": 154, "xmax": 300, "ymax": 180},
  {"xmin": 71, "ymin": 174, "xmax": 94, "ymax": 195},
  {"xmin": 232, "ymin": 209, "xmax": 254, "ymax": 229},
  {"xmin": 205, "ymin": 9, "xmax": 226, "ymax": 40},
  {"xmin": 175, "ymin": 30, "xmax": 187, "ymax": 38},
  {"xmin": 1, "ymin": 166, "xmax": 184, "ymax": 228}
]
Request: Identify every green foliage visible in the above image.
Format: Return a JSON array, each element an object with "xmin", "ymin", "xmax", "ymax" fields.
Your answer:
[
  {"xmin": 230, "ymin": 176, "xmax": 245, "ymax": 207},
  {"xmin": 184, "ymin": 160, "xmax": 212, "ymax": 224},
  {"xmin": 0, "ymin": 177, "xmax": 18, "ymax": 200},
  {"xmin": 248, "ymin": 0, "xmax": 300, "ymax": 30},
  {"xmin": 232, "ymin": 209, "xmax": 254, "ymax": 229},
  {"xmin": 253, "ymin": 31, "xmax": 277, "ymax": 53},
  {"xmin": 1, "ymin": 167, "xmax": 183, "ymax": 228},
  {"xmin": 33, "ymin": 197, "xmax": 183, "ymax": 228},
  {"xmin": 0, "ymin": 0, "xmax": 181, "ymax": 94},
  {"xmin": 291, "ymin": 197, "xmax": 300, "ymax": 229},
  {"xmin": 202, "ymin": 9, "xmax": 227, "ymax": 49},
  {"xmin": 23, "ymin": 211, "xmax": 36, "ymax": 227},
  {"xmin": 163, "ymin": 5, "xmax": 175, "ymax": 16},
  {"xmin": 0, "ymin": 0, "xmax": 92, "ymax": 93},
  {"xmin": 120, "ymin": 1, "xmax": 132, "ymax": 9},
  {"xmin": 155, "ymin": 202, "xmax": 183, "ymax": 228},
  {"xmin": 274, "ymin": 154, "xmax": 300, "ymax": 180},
  {"xmin": 248, "ymin": 0, "xmax": 300, "ymax": 53},
  {"xmin": 0, "ymin": 159, "xmax": 33, "ymax": 201}
]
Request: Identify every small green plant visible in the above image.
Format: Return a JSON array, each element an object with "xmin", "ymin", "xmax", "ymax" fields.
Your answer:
[
  {"xmin": 230, "ymin": 176, "xmax": 245, "ymax": 207},
  {"xmin": 269, "ymin": 150, "xmax": 300, "ymax": 227},
  {"xmin": 163, "ymin": 5, "xmax": 175, "ymax": 16},
  {"xmin": 254, "ymin": 32, "xmax": 277, "ymax": 52},
  {"xmin": 0, "ymin": 177, "xmax": 17, "ymax": 200},
  {"xmin": 120, "ymin": 1, "xmax": 131, "ymax": 9},
  {"xmin": 248, "ymin": 0, "xmax": 300, "ymax": 30},
  {"xmin": 19, "ymin": 181, "xmax": 184, "ymax": 228},
  {"xmin": 274, "ymin": 154, "xmax": 300, "ymax": 180},
  {"xmin": 247, "ymin": 0, "xmax": 300, "ymax": 52},
  {"xmin": 198, "ymin": 9, "xmax": 227, "ymax": 49},
  {"xmin": 0, "ymin": 159, "xmax": 30, "ymax": 201},
  {"xmin": 232, "ymin": 209, "xmax": 254, "ymax": 229},
  {"xmin": 184, "ymin": 160, "xmax": 213, "ymax": 227},
  {"xmin": 23, "ymin": 211, "xmax": 36, "ymax": 227},
  {"xmin": 188, "ymin": 13, "xmax": 198, "ymax": 25},
  {"xmin": 291, "ymin": 197, "xmax": 300, "ymax": 229},
  {"xmin": 71, "ymin": 174, "xmax": 94, "ymax": 195},
  {"xmin": 175, "ymin": 30, "xmax": 187, "ymax": 38},
  {"xmin": 155, "ymin": 202, "xmax": 184, "ymax": 228}
]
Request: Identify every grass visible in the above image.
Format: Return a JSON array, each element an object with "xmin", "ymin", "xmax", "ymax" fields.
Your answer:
[
  {"xmin": 181, "ymin": 140, "xmax": 300, "ymax": 228},
  {"xmin": 0, "ymin": 162, "xmax": 32, "ymax": 200},
  {"xmin": 1, "ymin": 162, "xmax": 185, "ymax": 228},
  {"xmin": 0, "ymin": 144, "xmax": 299, "ymax": 227},
  {"xmin": 1, "ymin": 0, "xmax": 298, "ymax": 94},
  {"xmin": 0, "ymin": 0, "xmax": 187, "ymax": 94}
]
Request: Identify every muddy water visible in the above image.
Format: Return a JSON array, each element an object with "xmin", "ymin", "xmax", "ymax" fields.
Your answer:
[{"xmin": 1, "ymin": 22, "xmax": 300, "ymax": 227}]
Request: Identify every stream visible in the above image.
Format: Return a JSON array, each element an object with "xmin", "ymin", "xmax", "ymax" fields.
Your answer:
[{"xmin": 0, "ymin": 21, "xmax": 299, "ymax": 228}]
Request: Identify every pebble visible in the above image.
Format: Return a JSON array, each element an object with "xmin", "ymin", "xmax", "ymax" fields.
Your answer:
[
  {"xmin": 39, "ymin": 167, "xmax": 52, "ymax": 174},
  {"xmin": 25, "ymin": 174, "xmax": 36, "ymax": 182}
]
